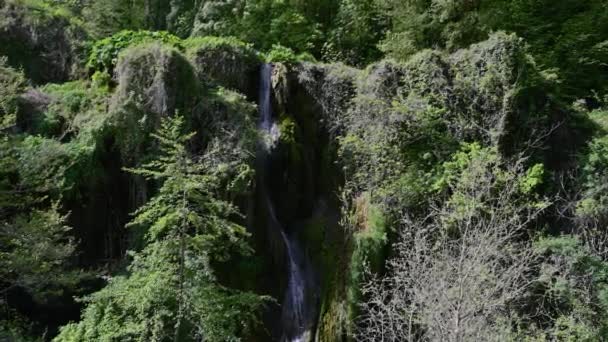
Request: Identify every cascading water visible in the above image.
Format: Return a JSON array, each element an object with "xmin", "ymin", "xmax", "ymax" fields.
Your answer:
[
  {"xmin": 257, "ymin": 63, "xmax": 314, "ymax": 342},
  {"xmin": 259, "ymin": 64, "xmax": 281, "ymax": 150}
]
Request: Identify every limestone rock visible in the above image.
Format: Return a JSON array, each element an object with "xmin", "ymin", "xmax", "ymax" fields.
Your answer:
[{"xmin": 111, "ymin": 42, "xmax": 201, "ymax": 161}]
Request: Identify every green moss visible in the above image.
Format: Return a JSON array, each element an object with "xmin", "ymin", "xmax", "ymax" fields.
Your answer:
[
  {"xmin": 278, "ymin": 115, "xmax": 296, "ymax": 144},
  {"xmin": 278, "ymin": 115, "xmax": 307, "ymax": 172},
  {"xmin": 347, "ymin": 196, "xmax": 387, "ymax": 329},
  {"xmin": 210, "ymin": 87, "xmax": 258, "ymax": 116},
  {"xmin": 316, "ymin": 294, "xmax": 349, "ymax": 341},
  {"xmin": 298, "ymin": 214, "xmax": 351, "ymax": 341},
  {"xmin": 300, "ymin": 217, "xmax": 332, "ymax": 274},
  {"xmin": 306, "ymin": 195, "xmax": 388, "ymax": 341},
  {"xmin": 112, "ymin": 42, "xmax": 201, "ymax": 162},
  {"xmin": 350, "ymin": 201, "xmax": 387, "ymax": 274},
  {"xmin": 183, "ymin": 36, "xmax": 256, "ymax": 53},
  {"xmin": 90, "ymin": 70, "xmax": 111, "ymax": 92}
]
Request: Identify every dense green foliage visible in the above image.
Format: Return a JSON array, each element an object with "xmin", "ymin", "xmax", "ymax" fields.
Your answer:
[
  {"xmin": 377, "ymin": 0, "xmax": 608, "ymax": 99},
  {"xmin": 4, "ymin": 0, "xmax": 604, "ymax": 97},
  {"xmin": 87, "ymin": 30, "xmax": 182, "ymax": 74},
  {"xmin": 184, "ymin": 36, "xmax": 260, "ymax": 92},
  {"xmin": 2, "ymin": 0, "xmax": 608, "ymax": 341},
  {"xmin": 527, "ymin": 235, "xmax": 608, "ymax": 341},
  {"xmin": 576, "ymin": 108, "xmax": 608, "ymax": 224},
  {"xmin": 54, "ymin": 115, "xmax": 265, "ymax": 341},
  {"xmin": 0, "ymin": 62, "xmax": 84, "ymax": 341},
  {"xmin": 0, "ymin": 57, "xmax": 25, "ymax": 128}
]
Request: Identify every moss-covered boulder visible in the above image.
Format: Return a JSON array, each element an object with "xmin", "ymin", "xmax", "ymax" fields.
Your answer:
[
  {"xmin": 448, "ymin": 32, "xmax": 543, "ymax": 153},
  {"xmin": 111, "ymin": 42, "xmax": 201, "ymax": 162},
  {"xmin": 0, "ymin": 0, "xmax": 87, "ymax": 84},
  {"xmin": 185, "ymin": 36, "xmax": 261, "ymax": 97}
]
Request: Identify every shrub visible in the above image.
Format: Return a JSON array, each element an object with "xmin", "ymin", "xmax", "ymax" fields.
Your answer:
[
  {"xmin": 356, "ymin": 152, "xmax": 546, "ymax": 341},
  {"xmin": 576, "ymin": 109, "xmax": 608, "ymax": 222},
  {"xmin": 183, "ymin": 35, "xmax": 255, "ymax": 53},
  {"xmin": 265, "ymin": 44, "xmax": 298, "ymax": 64},
  {"xmin": 87, "ymin": 30, "xmax": 183, "ymax": 74},
  {"xmin": 264, "ymin": 44, "xmax": 316, "ymax": 64},
  {"xmin": 29, "ymin": 80, "xmax": 109, "ymax": 139},
  {"xmin": 0, "ymin": 57, "xmax": 26, "ymax": 129},
  {"xmin": 530, "ymin": 235, "xmax": 608, "ymax": 341},
  {"xmin": 347, "ymin": 194, "xmax": 387, "ymax": 325}
]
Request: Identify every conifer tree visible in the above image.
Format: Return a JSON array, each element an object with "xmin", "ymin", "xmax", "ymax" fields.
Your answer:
[{"xmin": 55, "ymin": 115, "xmax": 265, "ymax": 341}]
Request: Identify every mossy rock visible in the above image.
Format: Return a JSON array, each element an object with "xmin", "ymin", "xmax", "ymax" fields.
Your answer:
[
  {"xmin": 296, "ymin": 62, "xmax": 359, "ymax": 128},
  {"xmin": 0, "ymin": 0, "xmax": 88, "ymax": 84},
  {"xmin": 448, "ymin": 32, "xmax": 525, "ymax": 148},
  {"xmin": 185, "ymin": 36, "xmax": 261, "ymax": 97},
  {"xmin": 399, "ymin": 49, "xmax": 451, "ymax": 106},
  {"xmin": 111, "ymin": 42, "xmax": 202, "ymax": 162},
  {"xmin": 358, "ymin": 59, "xmax": 406, "ymax": 98}
]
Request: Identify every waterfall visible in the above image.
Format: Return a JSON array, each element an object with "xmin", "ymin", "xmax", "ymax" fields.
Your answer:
[
  {"xmin": 257, "ymin": 63, "xmax": 313, "ymax": 342},
  {"xmin": 259, "ymin": 64, "xmax": 280, "ymax": 149}
]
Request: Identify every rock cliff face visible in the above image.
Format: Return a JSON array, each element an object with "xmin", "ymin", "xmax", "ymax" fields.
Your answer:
[
  {"xmin": 186, "ymin": 37, "xmax": 261, "ymax": 97},
  {"xmin": 280, "ymin": 32, "xmax": 558, "ymax": 341},
  {"xmin": 111, "ymin": 43, "xmax": 202, "ymax": 163}
]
